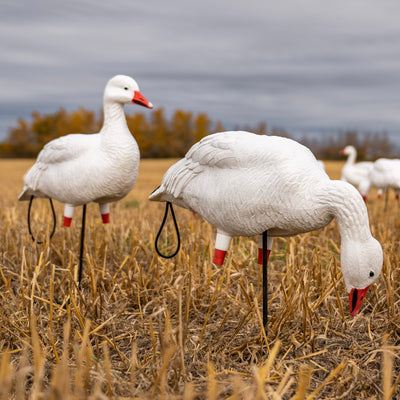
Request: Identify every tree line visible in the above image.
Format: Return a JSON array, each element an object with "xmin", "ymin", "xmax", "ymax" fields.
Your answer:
[{"xmin": 0, "ymin": 107, "xmax": 397, "ymax": 160}]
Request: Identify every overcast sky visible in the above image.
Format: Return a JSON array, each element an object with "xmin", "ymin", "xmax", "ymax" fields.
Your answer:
[{"xmin": 2, "ymin": 0, "xmax": 400, "ymax": 144}]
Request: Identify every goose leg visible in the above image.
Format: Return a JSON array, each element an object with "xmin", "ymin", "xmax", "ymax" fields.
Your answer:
[
  {"xmin": 260, "ymin": 232, "xmax": 273, "ymax": 328},
  {"xmin": 99, "ymin": 203, "xmax": 110, "ymax": 224},
  {"xmin": 213, "ymin": 230, "xmax": 232, "ymax": 265},
  {"xmin": 78, "ymin": 204, "xmax": 87, "ymax": 287},
  {"xmin": 385, "ymin": 188, "xmax": 389, "ymax": 211},
  {"xmin": 64, "ymin": 204, "xmax": 75, "ymax": 227},
  {"xmin": 258, "ymin": 235, "xmax": 273, "ymax": 265}
]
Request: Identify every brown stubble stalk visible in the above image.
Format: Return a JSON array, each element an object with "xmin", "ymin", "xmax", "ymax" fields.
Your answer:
[{"xmin": 0, "ymin": 159, "xmax": 400, "ymax": 398}]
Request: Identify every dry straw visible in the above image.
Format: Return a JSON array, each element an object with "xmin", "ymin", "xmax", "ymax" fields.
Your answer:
[{"xmin": 0, "ymin": 159, "xmax": 399, "ymax": 398}]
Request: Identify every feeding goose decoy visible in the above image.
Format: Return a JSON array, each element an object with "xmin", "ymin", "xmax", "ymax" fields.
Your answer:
[{"xmin": 150, "ymin": 131, "xmax": 383, "ymax": 325}]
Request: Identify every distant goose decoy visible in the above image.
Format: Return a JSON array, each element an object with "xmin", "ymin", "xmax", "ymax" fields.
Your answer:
[
  {"xmin": 150, "ymin": 131, "xmax": 383, "ymax": 324},
  {"xmin": 359, "ymin": 158, "xmax": 400, "ymax": 203},
  {"xmin": 340, "ymin": 145, "xmax": 373, "ymax": 200},
  {"xmin": 19, "ymin": 74, "xmax": 153, "ymax": 284}
]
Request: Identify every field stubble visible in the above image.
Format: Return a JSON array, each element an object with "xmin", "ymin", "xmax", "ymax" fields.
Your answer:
[{"xmin": 0, "ymin": 159, "xmax": 399, "ymax": 399}]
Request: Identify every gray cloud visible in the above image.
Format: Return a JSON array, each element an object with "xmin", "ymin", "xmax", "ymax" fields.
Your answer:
[{"xmin": 1, "ymin": 0, "xmax": 400, "ymax": 144}]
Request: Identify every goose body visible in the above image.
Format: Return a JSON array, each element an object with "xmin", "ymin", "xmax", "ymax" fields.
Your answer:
[
  {"xmin": 340, "ymin": 145, "xmax": 373, "ymax": 190},
  {"xmin": 150, "ymin": 131, "xmax": 383, "ymax": 316},
  {"xmin": 19, "ymin": 75, "xmax": 153, "ymax": 225},
  {"xmin": 359, "ymin": 158, "xmax": 400, "ymax": 198}
]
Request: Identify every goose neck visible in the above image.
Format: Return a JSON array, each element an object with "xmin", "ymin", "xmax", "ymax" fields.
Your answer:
[
  {"xmin": 327, "ymin": 180, "xmax": 371, "ymax": 242},
  {"xmin": 345, "ymin": 149, "xmax": 357, "ymax": 166},
  {"xmin": 102, "ymin": 101, "xmax": 128, "ymax": 132}
]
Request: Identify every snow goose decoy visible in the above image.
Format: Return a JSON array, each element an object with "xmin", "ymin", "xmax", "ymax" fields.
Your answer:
[
  {"xmin": 19, "ymin": 74, "xmax": 153, "ymax": 284},
  {"xmin": 150, "ymin": 131, "xmax": 383, "ymax": 325},
  {"xmin": 359, "ymin": 158, "xmax": 400, "ymax": 204},
  {"xmin": 339, "ymin": 145, "xmax": 373, "ymax": 200}
]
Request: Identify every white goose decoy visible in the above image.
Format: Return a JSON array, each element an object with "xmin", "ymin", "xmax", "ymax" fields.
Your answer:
[
  {"xmin": 19, "ymin": 75, "xmax": 153, "ymax": 226},
  {"xmin": 150, "ymin": 131, "xmax": 383, "ymax": 317},
  {"xmin": 340, "ymin": 145, "xmax": 373, "ymax": 199},
  {"xmin": 359, "ymin": 158, "xmax": 400, "ymax": 200}
]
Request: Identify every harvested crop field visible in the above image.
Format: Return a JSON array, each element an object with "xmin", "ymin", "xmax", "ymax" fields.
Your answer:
[{"xmin": 0, "ymin": 158, "xmax": 399, "ymax": 399}]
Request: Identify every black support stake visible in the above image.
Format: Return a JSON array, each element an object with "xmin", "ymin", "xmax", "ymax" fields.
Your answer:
[
  {"xmin": 78, "ymin": 204, "xmax": 87, "ymax": 288},
  {"xmin": 262, "ymin": 230, "xmax": 268, "ymax": 329},
  {"xmin": 385, "ymin": 189, "xmax": 388, "ymax": 212}
]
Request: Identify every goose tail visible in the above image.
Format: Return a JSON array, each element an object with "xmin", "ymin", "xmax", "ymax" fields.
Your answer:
[
  {"xmin": 149, "ymin": 185, "xmax": 164, "ymax": 202},
  {"xmin": 18, "ymin": 187, "xmax": 33, "ymax": 201}
]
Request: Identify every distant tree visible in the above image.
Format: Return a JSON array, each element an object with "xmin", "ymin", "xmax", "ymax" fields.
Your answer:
[
  {"xmin": 67, "ymin": 107, "xmax": 100, "ymax": 135},
  {"xmin": 270, "ymin": 127, "xmax": 290, "ymax": 138},
  {"xmin": 256, "ymin": 122, "xmax": 267, "ymax": 135},
  {"xmin": 1, "ymin": 107, "xmax": 399, "ymax": 159},
  {"xmin": 126, "ymin": 112, "xmax": 150, "ymax": 155},
  {"xmin": 194, "ymin": 113, "xmax": 211, "ymax": 142},
  {"xmin": 2, "ymin": 108, "xmax": 101, "ymax": 157},
  {"xmin": 3, "ymin": 117, "xmax": 38, "ymax": 157},
  {"xmin": 214, "ymin": 121, "xmax": 225, "ymax": 133},
  {"xmin": 372, "ymin": 132, "xmax": 392, "ymax": 158},
  {"xmin": 170, "ymin": 110, "xmax": 194, "ymax": 156},
  {"xmin": 302, "ymin": 129, "xmax": 397, "ymax": 161},
  {"xmin": 147, "ymin": 108, "xmax": 169, "ymax": 157}
]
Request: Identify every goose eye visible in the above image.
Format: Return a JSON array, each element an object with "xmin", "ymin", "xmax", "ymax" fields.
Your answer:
[
  {"xmin": 124, "ymin": 87, "xmax": 128, "ymax": 90},
  {"xmin": 369, "ymin": 271, "xmax": 374, "ymax": 277}
]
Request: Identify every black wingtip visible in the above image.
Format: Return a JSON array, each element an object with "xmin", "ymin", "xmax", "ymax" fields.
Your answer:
[{"xmin": 150, "ymin": 185, "xmax": 161, "ymax": 195}]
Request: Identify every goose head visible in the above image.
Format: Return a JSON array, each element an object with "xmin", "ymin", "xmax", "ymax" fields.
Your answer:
[
  {"xmin": 104, "ymin": 75, "xmax": 153, "ymax": 109},
  {"xmin": 340, "ymin": 236, "xmax": 382, "ymax": 316},
  {"xmin": 339, "ymin": 145, "xmax": 356, "ymax": 156}
]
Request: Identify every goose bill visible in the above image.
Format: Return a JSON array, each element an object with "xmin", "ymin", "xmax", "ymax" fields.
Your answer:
[
  {"xmin": 132, "ymin": 91, "xmax": 153, "ymax": 109},
  {"xmin": 349, "ymin": 286, "xmax": 370, "ymax": 316}
]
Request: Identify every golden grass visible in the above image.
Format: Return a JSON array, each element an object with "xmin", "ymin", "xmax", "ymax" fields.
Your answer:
[{"xmin": 0, "ymin": 158, "xmax": 399, "ymax": 399}]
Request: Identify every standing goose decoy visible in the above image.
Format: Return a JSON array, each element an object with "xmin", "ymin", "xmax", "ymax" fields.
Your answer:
[
  {"xmin": 339, "ymin": 145, "xmax": 373, "ymax": 200},
  {"xmin": 19, "ymin": 74, "xmax": 153, "ymax": 284},
  {"xmin": 150, "ymin": 131, "xmax": 383, "ymax": 325}
]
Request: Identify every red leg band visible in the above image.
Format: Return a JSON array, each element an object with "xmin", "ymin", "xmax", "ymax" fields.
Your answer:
[
  {"xmin": 63, "ymin": 216, "xmax": 72, "ymax": 227},
  {"xmin": 258, "ymin": 249, "xmax": 271, "ymax": 265},
  {"xmin": 213, "ymin": 249, "xmax": 227, "ymax": 266}
]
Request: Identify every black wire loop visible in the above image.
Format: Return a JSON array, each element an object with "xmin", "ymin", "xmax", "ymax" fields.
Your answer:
[
  {"xmin": 27, "ymin": 196, "xmax": 57, "ymax": 244},
  {"xmin": 155, "ymin": 201, "xmax": 181, "ymax": 259}
]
